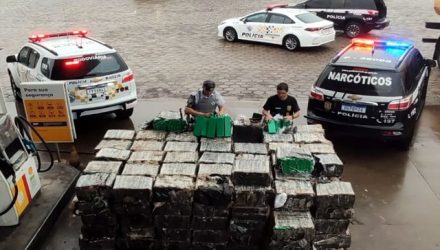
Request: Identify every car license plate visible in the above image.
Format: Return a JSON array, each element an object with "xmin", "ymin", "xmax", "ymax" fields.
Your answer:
[
  {"xmin": 87, "ymin": 87, "xmax": 106, "ymax": 96},
  {"xmin": 341, "ymin": 104, "xmax": 366, "ymax": 113}
]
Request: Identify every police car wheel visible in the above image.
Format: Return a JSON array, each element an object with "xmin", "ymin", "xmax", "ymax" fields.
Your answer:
[
  {"xmin": 8, "ymin": 71, "xmax": 21, "ymax": 101},
  {"xmin": 284, "ymin": 35, "xmax": 300, "ymax": 51},
  {"xmin": 115, "ymin": 108, "xmax": 134, "ymax": 119},
  {"xmin": 224, "ymin": 28, "xmax": 237, "ymax": 42},
  {"xmin": 344, "ymin": 22, "xmax": 363, "ymax": 38}
]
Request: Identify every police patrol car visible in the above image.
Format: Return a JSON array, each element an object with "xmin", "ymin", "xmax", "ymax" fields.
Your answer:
[
  {"xmin": 218, "ymin": 4, "xmax": 335, "ymax": 51},
  {"xmin": 290, "ymin": 0, "xmax": 389, "ymax": 38},
  {"xmin": 6, "ymin": 30, "xmax": 137, "ymax": 119},
  {"xmin": 307, "ymin": 39, "xmax": 436, "ymax": 149}
]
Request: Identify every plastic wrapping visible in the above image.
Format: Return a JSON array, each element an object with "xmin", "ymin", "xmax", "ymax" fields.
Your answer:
[
  {"xmin": 113, "ymin": 175, "xmax": 153, "ymax": 203},
  {"xmin": 263, "ymin": 132, "xmax": 294, "ymax": 143},
  {"xmin": 315, "ymin": 153, "xmax": 344, "ymax": 178},
  {"xmin": 271, "ymin": 211, "xmax": 315, "ymax": 244},
  {"xmin": 163, "ymin": 151, "xmax": 199, "ymax": 163},
  {"xmin": 83, "ymin": 161, "xmax": 123, "ymax": 175},
  {"xmin": 127, "ymin": 151, "xmax": 165, "ymax": 164},
  {"xmin": 232, "ymin": 159, "xmax": 271, "ymax": 186},
  {"xmin": 153, "ymin": 175, "xmax": 195, "ymax": 203},
  {"xmin": 95, "ymin": 148, "xmax": 131, "ymax": 161},
  {"xmin": 294, "ymin": 132, "xmax": 330, "ymax": 144},
  {"xmin": 234, "ymin": 143, "xmax": 268, "ymax": 155},
  {"xmin": 195, "ymin": 176, "xmax": 234, "ymax": 206},
  {"xmin": 103, "ymin": 129, "xmax": 135, "ymax": 140},
  {"xmin": 159, "ymin": 163, "xmax": 197, "ymax": 178},
  {"xmin": 274, "ymin": 180, "xmax": 314, "ymax": 211},
  {"xmin": 164, "ymin": 141, "xmax": 199, "ymax": 152},
  {"xmin": 76, "ymin": 173, "xmax": 116, "ymax": 201},
  {"xmin": 199, "ymin": 152, "xmax": 235, "ymax": 165},
  {"xmin": 130, "ymin": 140, "xmax": 164, "ymax": 151},
  {"xmin": 200, "ymin": 138, "xmax": 232, "ymax": 152},
  {"xmin": 293, "ymin": 124, "xmax": 324, "ymax": 134},
  {"xmin": 135, "ymin": 130, "xmax": 167, "ymax": 141},
  {"xmin": 197, "ymin": 164, "xmax": 233, "ymax": 177},
  {"xmin": 94, "ymin": 139, "xmax": 132, "ymax": 151},
  {"xmin": 121, "ymin": 163, "xmax": 160, "ymax": 177},
  {"xmin": 166, "ymin": 132, "xmax": 197, "ymax": 142},
  {"xmin": 276, "ymin": 147, "xmax": 315, "ymax": 175},
  {"xmin": 268, "ymin": 142, "xmax": 300, "ymax": 152}
]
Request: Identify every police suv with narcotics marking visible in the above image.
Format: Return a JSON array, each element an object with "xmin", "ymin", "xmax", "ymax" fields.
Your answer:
[
  {"xmin": 6, "ymin": 30, "xmax": 137, "ymax": 119},
  {"xmin": 218, "ymin": 4, "xmax": 335, "ymax": 51},
  {"xmin": 290, "ymin": 0, "xmax": 389, "ymax": 38},
  {"xmin": 307, "ymin": 39, "xmax": 436, "ymax": 149}
]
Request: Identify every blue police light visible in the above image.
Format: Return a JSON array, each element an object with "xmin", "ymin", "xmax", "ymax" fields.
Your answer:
[{"xmin": 384, "ymin": 41, "xmax": 411, "ymax": 48}]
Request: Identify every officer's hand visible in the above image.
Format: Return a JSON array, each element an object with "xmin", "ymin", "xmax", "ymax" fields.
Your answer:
[
  {"xmin": 284, "ymin": 115, "xmax": 293, "ymax": 120},
  {"xmin": 264, "ymin": 114, "xmax": 273, "ymax": 121}
]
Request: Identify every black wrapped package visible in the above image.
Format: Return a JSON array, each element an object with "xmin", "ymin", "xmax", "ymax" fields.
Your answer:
[
  {"xmin": 269, "ymin": 239, "xmax": 311, "ymax": 250},
  {"xmin": 313, "ymin": 232, "xmax": 351, "ymax": 249},
  {"xmin": 231, "ymin": 205, "xmax": 270, "ymax": 221},
  {"xmin": 314, "ymin": 154, "xmax": 344, "ymax": 178},
  {"xmin": 155, "ymin": 240, "xmax": 192, "ymax": 250},
  {"xmin": 232, "ymin": 159, "xmax": 271, "ymax": 186},
  {"xmin": 274, "ymin": 179, "xmax": 314, "ymax": 211},
  {"xmin": 315, "ymin": 181, "xmax": 355, "ymax": 219},
  {"xmin": 192, "ymin": 203, "xmax": 231, "ymax": 217},
  {"xmin": 192, "ymin": 242, "xmax": 228, "ymax": 250},
  {"xmin": 232, "ymin": 125, "xmax": 263, "ymax": 143},
  {"xmin": 194, "ymin": 176, "xmax": 233, "ymax": 206},
  {"xmin": 75, "ymin": 173, "xmax": 116, "ymax": 202},
  {"xmin": 113, "ymin": 203, "xmax": 152, "ymax": 215},
  {"xmin": 234, "ymin": 185, "xmax": 275, "ymax": 207},
  {"xmin": 271, "ymin": 211, "xmax": 315, "ymax": 242},
  {"xmin": 76, "ymin": 200, "xmax": 111, "ymax": 216},
  {"xmin": 157, "ymin": 228, "xmax": 191, "ymax": 242},
  {"xmin": 313, "ymin": 219, "xmax": 350, "ymax": 234},
  {"xmin": 153, "ymin": 201, "xmax": 192, "ymax": 216},
  {"xmin": 192, "ymin": 216, "xmax": 229, "ymax": 230},
  {"xmin": 192, "ymin": 230, "xmax": 229, "ymax": 244},
  {"xmin": 229, "ymin": 219, "xmax": 266, "ymax": 245},
  {"xmin": 81, "ymin": 225, "xmax": 118, "ymax": 240},
  {"xmin": 117, "ymin": 231, "xmax": 154, "ymax": 250},
  {"xmin": 153, "ymin": 175, "xmax": 195, "ymax": 203},
  {"xmin": 81, "ymin": 212, "xmax": 117, "ymax": 227},
  {"xmin": 119, "ymin": 214, "xmax": 154, "ymax": 233},
  {"xmin": 154, "ymin": 215, "xmax": 191, "ymax": 229},
  {"xmin": 113, "ymin": 175, "xmax": 153, "ymax": 205},
  {"xmin": 79, "ymin": 235, "xmax": 115, "ymax": 250}
]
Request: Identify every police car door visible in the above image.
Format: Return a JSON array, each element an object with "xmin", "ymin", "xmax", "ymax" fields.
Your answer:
[
  {"xmin": 303, "ymin": 0, "xmax": 331, "ymax": 19},
  {"xmin": 25, "ymin": 49, "xmax": 41, "ymax": 82},
  {"xmin": 265, "ymin": 13, "xmax": 294, "ymax": 44},
  {"xmin": 327, "ymin": 0, "xmax": 347, "ymax": 27},
  {"xmin": 16, "ymin": 47, "xmax": 31, "ymax": 83},
  {"xmin": 238, "ymin": 12, "xmax": 269, "ymax": 42}
]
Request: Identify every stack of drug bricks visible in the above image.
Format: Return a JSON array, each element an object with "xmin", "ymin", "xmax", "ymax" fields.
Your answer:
[
  {"xmin": 266, "ymin": 125, "xmax": 355, "ymax": 249},
  {"xmin": 194, "ymin": 138, "xmax": 234, "ymax": 250},
  {"xmin": 230, "ymin": 143, "xmax": 273, "ymax": 250}
]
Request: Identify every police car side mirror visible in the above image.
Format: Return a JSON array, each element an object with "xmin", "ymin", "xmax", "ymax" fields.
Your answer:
[
  {"xmin": 6, "ymin": 55, "xmax": 17, "ymax": 63},
  {"xmin": 242, "ymin": 18, "xmax": 247, "ymax": 24},
  {"xmin": 424, "ymin": 59, "xmax": 437, "ymax": 68}
]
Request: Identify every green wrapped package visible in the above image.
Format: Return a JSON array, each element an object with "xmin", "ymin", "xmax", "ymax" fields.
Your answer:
[
  {"xmin": 223, "ymin": 115, "xmax": 232, "ymax": 137},
  {"xmin": 216, "ymin": 115, "xmax": 225, "ymax": 137},
  {"xmin": 268, "ymin": 120, "xmax": 279, "ymax": 134},
  {"xmin": 280, "ymin": 157, "xmax": 314, "ymax": 175},
  {"xmin": 194, "ymin": 115, "xmax": 232, "ymax": 138},
  {"xmin": 207, "ymin": 116, "xmax": 217, "ymax": 138},
  {"xmin": 194, "ymin": 116, "xmax": 208, "ymax": 137}
]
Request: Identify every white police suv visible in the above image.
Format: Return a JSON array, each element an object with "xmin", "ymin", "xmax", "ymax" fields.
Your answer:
[
  {"xmin": 6, "ymin": 30, "xmax": 137, "ymax": 119},
  {"xmin": 218, "ymin": 4, "xmax": 335, "ymax": 51},
  {"xmin": 307, "ymin": 39, "xmax": 436, "ymax": 149}
]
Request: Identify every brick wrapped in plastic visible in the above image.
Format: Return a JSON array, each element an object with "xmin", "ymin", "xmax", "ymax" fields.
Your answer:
[
  {"xmin": 130, "ymin": 140, "xmax": 164, "ymax": 151},
  {"xmin": 135, "ymin": 130, "xmax": 167, "ymax": 141},
  {"xmin": 81, "ymin": 212, "xmax": 117, "ymax": 227},
  {"xmin": 166, "ymin": 132, "xmax": 198, "ymax": 142},
  {"xmin": 156, "ymin": 240, "xmax": 192, "ymax": 250},
  {"xmin": 95, "ymin": 148, "xmax": 131, "ymax": 161},
  {"xmin": 199, "ymin": 152, "xmax": 235, "ymax": 165},
  {"xmin": 270, "ymin": 211, "xmax": 315, "ymax": 245},
  {"xmin": 81, "ymin": 224, "xmax": 118, "ymax": 240},
  {"xmin": 234, "ymin": 143, "xmax": 268, "ymax": 155},
  {"xmin": 153, "ymin": 175, "xmax": 195, "ymax": 204},
  {"xmin": 263, "ymin": 132, "xmax": 294, "ymax": 143},
  {"xmin": 231, "ymin": 205, "xmax": 270, "ymax": 221},
  {"xmin": 113, "ymin": 175, "xmax": 153, "ymax": 205},
  {"xmin": 163, "ymin": 151, "xmax": 199, "ymax": 163},
  {"xmin": 314, "ymin": 154, "xmax": 344, "ymax": 178},
  {"xmin": 229, "ymin": 219, "xmax": 267, "ymax": 246},
  {"xmin": 192, "ymin": 216, "xmax": 229, "ymax": 230},
  {"xmin": 314, "ymin": 219, "xmax": 350, "ymax": 234},
  {"xmin": 293, "ymin": 124, "xmax": 324, "ymax": 134},
  {"xmin": 153, "ymin": 201, "xmax": 193, "ymax": 216},
  {"xmin": 301, "ymin": 143, "xmax": 335, "ymax": 154},
  {"xmin": 160, "ymin": 163, "xmax": 197, "ymax": 178},
  {"xmin": 83, "ymin": 161, "xmax": 123, "ymax": 175},
  {"xmin": 200, "ymin": 138, "xmax": 232, "ymax": 152},
  {"xmin": 164, "ymin": 141, "xmax": 199, "ymax": 152},
  {"xmin": 157, "ymin": 228, "xmax": 191, "ymax": 242},
  {"xmin": 94, "ymin": 139, "xmax": 132, "ymax": 151},
  {"xmin": 192, "ymin": 242, "xmax": 228, "ymax": 250},
  {"xmin": 232, "ymin": 159, "xmax": 271, "ymax": 186},
  {"xmin": 197, "ymin": 164, "xmax": 233, "ymax": 177},
  {"xmin": 119, "ymin": 215, "xmax": 154, "ymax": 233},
  {"xmin": 127, "ymin": 151, "xmax": 165, "ymax": 164},
  {"xmin": 235, "ymin": 154, "xmax": 270, "ymax": 161},
  {"xmin": 268, "ymin": 142, "xmax": 300, "ymax": 152},
  {"xmin": 234, "ymin": 185, "xmax": 275, "ymax": 207},
  {"xmin": 192, "ymin": 230, "xmax": 229, "ymax": 244},
  {"xmin": 195, "ymin": 176, "xmax": 234, "ymax": 206},
  {"xmin": 117, "ymin": 230, "xmax": 154, "ymax": 250},
  {"xmin": 193, "ymin": 203, "xmax": 231, "ymax": 217},
  {"xmin": 315, "ymin": 181, "xmax": 355, "ymax": 219},
  {"xmin": 76, "ymin": 173, "xmax": 116, "ymax": 201},
  {"xmin": 276, "ymin": 146, "xmax": 315, "ymax": 175},
  {"xmin": 274, "ymin": 179, "xmax": 314, "ymax": 211},
  {"xmin": 154, "ymin": 215, "xmax": 191, "ymax": 228},
  {"xmin": 103, "ymin": 129, "xmax": 135, "ymax": 140},
  {"xmin": 313, "ymin": 232, "xmax": 351, "ymax": 249},
  {"xmin": 294, "ymin": 132, "xmax": 330, "ymax": 144},
  {"xmin": 79, "ymin": 235, "xmax": 115, "ymax": 250},
  {"xmin": 121, "ymin": 163, "xmax": 160, "ymax": 177}
]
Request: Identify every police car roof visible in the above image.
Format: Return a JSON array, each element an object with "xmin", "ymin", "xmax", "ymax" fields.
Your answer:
[
  {"xmin": 265, "ymin": 7, "xmax": 310, "ymax": 16},
  {"xmin": 332, "ymin": 41, "xmax": 413, "ymax": 71},
  {"xmin": 32, "ymin": 36, "xmax": 115, "ymax": 58}
]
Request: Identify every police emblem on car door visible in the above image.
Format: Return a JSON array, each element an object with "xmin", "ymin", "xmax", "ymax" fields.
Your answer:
[
  {"xmin": 238, "ymin": 12, "xmax": 268, "ymax": 41},
  {"xmin": 264, "ymin": 14, "xmax": 290, "ymax": 43}
]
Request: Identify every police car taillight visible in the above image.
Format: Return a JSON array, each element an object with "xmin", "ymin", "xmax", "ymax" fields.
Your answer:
[
  {"xmin": 122, "ymin": 73, "xmax": 134, "ymax": 83},
  {"xmin": 310, "ymin": 88, "xmax": 324, "ymax": 101},
  {"xmin": 29, "ymin": 30, "xmax": 88, "ymax": 42},
  {"xmin": 387, "ymin": 96, "xmax": 412, "ymax": 110},
  {"xmin": 305, "ymin": 27, "xmax": 321, "ymax": 32},
  {"xmin": 367, "ymin": 10, "xmax": 379, "ymax": 16}
]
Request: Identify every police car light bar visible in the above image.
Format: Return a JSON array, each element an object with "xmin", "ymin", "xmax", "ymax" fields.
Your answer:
[
  {"xmin": 266, "ymin": 3, "xmax": 288, "ymax": 11},
  {"xmin": 351, "ymin": 39, "xmax": 412, "ymax": 48},
  {"xmin": 29, "ymin": 30, "xmax": 88, "ymax": 42}
]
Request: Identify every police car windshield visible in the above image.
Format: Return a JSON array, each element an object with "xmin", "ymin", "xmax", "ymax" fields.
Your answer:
[
  {"xmin": 317, "ymin": 66, "xmax": 403, "ymax": 96},
  {"xmin": 295, "ymin": 13, "xmax": 323, "ymax": 23},
  {"xmin": 49, "ymin": 53, "xmax": 128, "ymax": 80}
]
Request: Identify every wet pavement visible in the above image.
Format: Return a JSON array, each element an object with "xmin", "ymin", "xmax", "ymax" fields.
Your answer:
[{"xmin": 14, "ymin": 98, "xmax": 436, "ymax": 250}]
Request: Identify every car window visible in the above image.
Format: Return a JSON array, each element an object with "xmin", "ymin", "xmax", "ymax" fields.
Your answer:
[
  {"xmin": 18, "ymin": 47, "xmax": 31, "ymax": 66},
  {"xmin": 284, "ymin": 17, "xmax": 295, "ymax": 24},
  {"xmin": 316, "ymin": 66, "xmax": 404, "ymax": 96},
  {"xmin": 269, "ymin": 14, "xmax": 289, "ymax": 24},
  {"xmin": 346, "ymin": 0, "xmax": 377, "ymax": 10},
  {"xmin": 296, "ymin": 13, "xmax": 324, "ymax": 23},
  {"xmin": 305, "ymin": 0, "xmax": 330, "ymax": 8},
  {"xmin": 246, "ymin": 13, "xmax": 268, "ymax": 23},
  {"xmin": 404, "ymin": 51, "xmax": 424, "ymax": 92},
  {"xmin": 28, "ymin": 49, "xmax": 40, "ymax": 69},
  {"xmin": 330, "ymin": 0, "xmax": 345, "ymax": 9},
  {"xmin": 49, "ymin": 53, "xmax": 128, "ymax": 80},
  {"xmin": 41, "ymin": 58, "xmax": 50, "ymax": 78}
]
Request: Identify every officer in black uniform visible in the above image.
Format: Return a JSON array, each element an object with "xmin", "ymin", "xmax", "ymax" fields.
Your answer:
[
  {"xmin": 184, "ymin": 80, "xmax": 225, "ymax": 117},
  {"xmin": 262, "ymin": 82, "xmax": 300, "ymax": 121}
]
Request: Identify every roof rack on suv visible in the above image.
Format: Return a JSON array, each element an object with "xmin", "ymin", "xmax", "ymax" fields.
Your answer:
[{"xmin": 266, "ymin": 3, "xmax": 288, "ymax": 11}]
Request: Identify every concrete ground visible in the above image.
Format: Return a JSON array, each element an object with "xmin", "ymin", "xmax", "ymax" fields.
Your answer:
[{"xmin": 25, "ymin": 98, "xmax": 439, "ymax": 250}]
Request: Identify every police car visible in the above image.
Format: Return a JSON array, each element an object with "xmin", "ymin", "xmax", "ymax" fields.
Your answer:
[
  {"xmin": 6, "ymin": 30, "xmax": 137, "ymax": 119},
  {"xmin": 307, "ymin": 39, "xmax": 435, "ymax": 149},
  {"xmin": 218, "ymin": 4, "xmax": 335, "ymax": 51},
  {"xmin": 290, "ymin": 0, "xmax": 389, "ymax": 38}
]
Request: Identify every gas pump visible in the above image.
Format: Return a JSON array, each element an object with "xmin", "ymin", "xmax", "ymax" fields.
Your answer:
[{"xmin": 0, "ymin": 89, "xmax": 41, "ymax": 226}]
